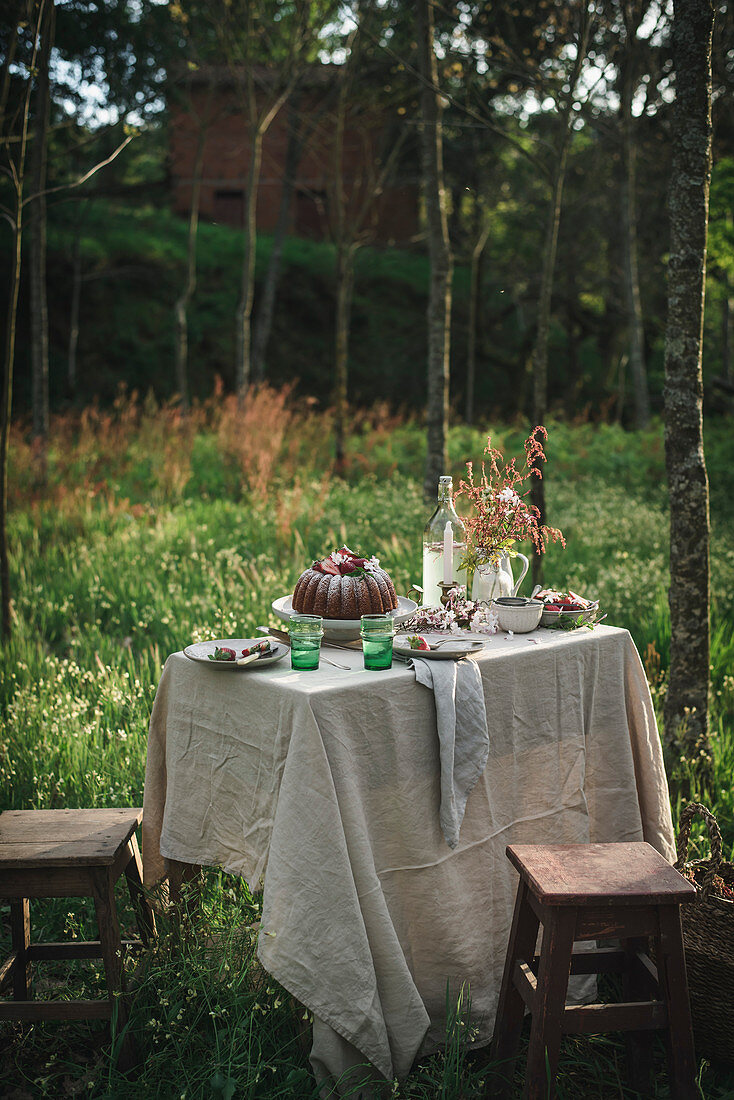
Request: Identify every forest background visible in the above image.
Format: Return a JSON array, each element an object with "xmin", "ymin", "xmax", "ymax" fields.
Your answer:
[{"xmin": 2, "ymin": 0, "xmax": 733, "ymax": 425}]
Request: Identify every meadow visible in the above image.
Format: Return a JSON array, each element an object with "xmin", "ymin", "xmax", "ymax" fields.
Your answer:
[{"xmin": 2, "ymin": 386, "xmax": 734, "ymax": 1098}]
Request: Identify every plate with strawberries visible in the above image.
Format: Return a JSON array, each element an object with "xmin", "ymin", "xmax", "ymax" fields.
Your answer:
[
  {"xmin": 183, "ymin": 638, "xmax": 288, "ymax": 669},
  {"xmin": 392, "ymin": 634, "xmax": 486, "ymax": 660}
]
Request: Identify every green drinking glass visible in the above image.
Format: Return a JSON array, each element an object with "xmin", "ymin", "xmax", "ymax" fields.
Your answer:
[
  {"xmin": 360, "ymin": 613, "xmax": 395, "ymax": 671},
  {"xmin": 289, "ymin": 614, "xmax": 323, "ymax": 671}
]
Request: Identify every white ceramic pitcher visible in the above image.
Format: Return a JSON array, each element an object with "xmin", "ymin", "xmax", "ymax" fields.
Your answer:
[{"xmin": 471, "ymin": 550, "xmax": 529, "ymax": 604}]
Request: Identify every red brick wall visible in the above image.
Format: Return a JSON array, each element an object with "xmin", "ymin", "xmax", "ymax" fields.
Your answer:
[{"xmin": 169, "ymin": 85, "xmax": 419, "ymax": 245}]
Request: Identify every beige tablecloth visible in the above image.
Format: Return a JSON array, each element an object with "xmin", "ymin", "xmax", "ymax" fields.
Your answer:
[{"xmin": 143, "ymin": 625, "xmax": 674, "ymax": 1092}]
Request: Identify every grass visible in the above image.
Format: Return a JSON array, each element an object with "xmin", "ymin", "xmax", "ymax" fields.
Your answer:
[{"xmin": 2, "ymin": 390, "xmax": 734, "ymax": 1097}]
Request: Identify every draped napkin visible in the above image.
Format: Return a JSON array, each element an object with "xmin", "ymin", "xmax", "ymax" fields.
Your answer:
[{"xmin": 408, "ymin": 655, "xmax": 489, "ymax": 849}]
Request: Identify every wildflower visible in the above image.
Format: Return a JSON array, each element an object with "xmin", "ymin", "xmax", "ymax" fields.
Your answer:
[{"xmin": 455, "ymin": 426, "xmax": 565, "ymax": 567}]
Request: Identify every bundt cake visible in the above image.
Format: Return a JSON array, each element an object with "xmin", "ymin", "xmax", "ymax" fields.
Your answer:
[{"xmin": 292, "ymin": 546, "xmax": 398, "ymax": 620}]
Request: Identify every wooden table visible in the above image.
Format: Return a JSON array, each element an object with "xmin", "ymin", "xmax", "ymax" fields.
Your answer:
[{"xmin": 143, "ymin": 625, "xmax": 675, "ymax": 1094}]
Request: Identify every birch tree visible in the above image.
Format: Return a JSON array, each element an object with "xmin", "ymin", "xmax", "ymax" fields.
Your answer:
[
  {"xmin": 208, "ymin": 0, "xmax": 328, "ymax": 399},
  {"xmin": 28, "ymin": 0, "xmax": 54, "ymax": 450},
  {"xmin": 1, "ymin": 0, "xmax": 43, "ymax": 641},
  {"xmin": 663, "ymin": 0, "xmax": 714, "ymax": 778},
  {"xmin": 418, "ymin": 0, "xmax": 452, "ymax": 501},
  {"xmin": 616, "ymin": 0, "xmax": 651, "ymax": 429},
  {"xmin": 325, "ymin": 9, "xmax": 411, "ymax": 472},
  {"xmin": 528, "ymin": 1, "xmax": 594, "ymax": 585}
]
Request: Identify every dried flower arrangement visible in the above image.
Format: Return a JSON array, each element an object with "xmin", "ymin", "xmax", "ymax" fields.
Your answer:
[{"xmin": 455, "ymin": 426, "xmax": 565, "ymax": 572}]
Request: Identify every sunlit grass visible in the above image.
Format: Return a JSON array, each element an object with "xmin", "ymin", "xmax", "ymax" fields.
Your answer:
[{"xmin": 2, "ymin": 391, "xmax": 733, "ymax": 1097}]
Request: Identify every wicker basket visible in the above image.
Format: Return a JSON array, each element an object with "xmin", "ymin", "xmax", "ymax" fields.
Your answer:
[{"xmin": 674, "ymin": 802, "xmax": 734, "ymax": 1065}]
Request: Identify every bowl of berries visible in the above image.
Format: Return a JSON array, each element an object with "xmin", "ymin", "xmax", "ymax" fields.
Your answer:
[{"xmin": 533, "ymin": 589, "xmax": 600, "ymax": 628}]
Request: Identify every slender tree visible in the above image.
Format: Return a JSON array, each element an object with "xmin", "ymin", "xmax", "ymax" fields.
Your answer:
[
  {"xmin": 663, "ymin": 0, "xmax": 714, "ymax": 779},
  {"xmin": 28, "ymin": 0, "xmax": 54, "ymax": 452},
  {"xmin": 529, "ymin": 1, "xmax": 593, "ymax": 585},
  {"xmin": 618, "ymin": 1, "xmax": 651, "ymax": 429},
  {"xmin": 465, "ymin": 202, "xmax": 489, "ymax": 427},
  {"xmin": 418, "ymin": 0, "xmax": 452, "ymax": 501},
  {"xmin": 1, "ymin": 0, "xmax": 43, "ymax": 640},
  {"xmin": 326, "ymin": 11, "xmax": 410, "ymax": 472},
  {"xmin": 251, "ymin": 90, "xmax": 305, "ymax": 382},
  {"xmin": 208, "ymin": 0, "xmax": 316, "ymax": 399}
]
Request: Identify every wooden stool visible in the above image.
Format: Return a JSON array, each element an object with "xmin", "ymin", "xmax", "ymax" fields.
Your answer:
[
  {"xmin": 0, "ymin": 808, "xmax": 155, "ymax": 1070},
  {"xmin": 490, "ymin": 842, "xmax": 698, "ymax": 1100}
]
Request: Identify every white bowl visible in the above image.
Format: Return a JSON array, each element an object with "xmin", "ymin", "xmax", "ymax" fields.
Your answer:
[
  {"xmin": 492, "ymin": 597, "xmax": 543, "ymax": 634},
  {"xmin": 272, "ymin": 595, "xmax": 418, "ymax": 642}
]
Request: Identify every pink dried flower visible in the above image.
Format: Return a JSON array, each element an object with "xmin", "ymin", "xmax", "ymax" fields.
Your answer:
[{"xmin": 455, "ymin": 426, "xmax": 565, "ymax": 562}]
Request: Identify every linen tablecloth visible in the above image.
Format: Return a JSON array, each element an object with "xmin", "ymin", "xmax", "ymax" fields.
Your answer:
[{"xmin": 143, "ymin": 625, "xmax": 674, "ymax": 1092}]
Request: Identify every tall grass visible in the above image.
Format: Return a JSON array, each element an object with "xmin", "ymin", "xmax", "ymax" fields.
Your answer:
[{"xmin": 2, "ymin": 389, "xmax": 733, "ymax": 1097}]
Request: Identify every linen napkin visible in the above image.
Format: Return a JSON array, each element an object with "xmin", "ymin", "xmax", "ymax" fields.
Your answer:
[{"xmin": 409, "ymin": 655, "xmax": 489, "ymax": 849}]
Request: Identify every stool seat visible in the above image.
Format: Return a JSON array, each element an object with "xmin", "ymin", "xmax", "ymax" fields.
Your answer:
[
  {"xmin": 0, "ymin": 808, "xmax": 144, "ymax": 868},
  {"xmin": 0, "ymin": 807, "xmax": 155, "ymax": 1071},
  {"xmin": 507, "ymin": 842, "xmax": 696, "ymax": 906},
  {"xmin": 490, "ymin": 841, "xmax": 698, "ymax": 1100}
]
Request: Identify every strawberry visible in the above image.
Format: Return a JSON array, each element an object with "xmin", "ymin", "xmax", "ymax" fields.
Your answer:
[
  {"xmin": 408, "ymin": 635, "xmax": 431, "ymax": 651},
  {"xmin": 209, "ymin": 646, "xmax": 236, "ymax": 661},
  {"xmin": 319, "ymin": 557, "xmax": 341, "ymax": 576}
]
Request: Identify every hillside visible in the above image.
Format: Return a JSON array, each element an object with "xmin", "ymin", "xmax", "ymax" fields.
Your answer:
[{"xmin": 9, "ymin": 201, "xmax": 476, "ymax": 416}]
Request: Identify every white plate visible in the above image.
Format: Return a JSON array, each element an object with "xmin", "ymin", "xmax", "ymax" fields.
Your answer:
[
  {"xmin": 183, "ymin": 638, "xmax": 289, "ymax": 669},
  {"xmin": 393, "ymin": 634, "xmax": 486, "ymax": 660},
  {"xmin": 272, "ymin": 595, "xmax": 418, "ymax": 642}
]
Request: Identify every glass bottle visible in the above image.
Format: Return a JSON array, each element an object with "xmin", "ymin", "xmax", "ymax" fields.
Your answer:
[{"xmin": 422, "ymin": 476, "xmax": 467, "ymax": 608}]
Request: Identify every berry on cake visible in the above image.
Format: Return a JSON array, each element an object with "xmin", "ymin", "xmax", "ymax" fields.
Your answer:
[{"xmin": 292, "ymin": 546, "xmax": 398, "ymax": 620}]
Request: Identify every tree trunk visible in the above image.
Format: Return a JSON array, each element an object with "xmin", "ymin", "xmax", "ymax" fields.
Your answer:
[
  {"xmin": 252, "ymin": 97, "xmax": 303, "ymax": 383},
  {"xmin": 620, "ymin": 59, "xmax": 650, "ymax": 429},
  {"xmin": 466, "ymin": 213, "xmax": 489, "ymax": 426},
  {"xmin": 663, "ymin": 0, "xmax": 714, "ymax": 780},
  {"xmin": 67, "ymin": 203, "xmax": 85, "ymax": 393},
  {"xmin": 529, "ymin": 145, "xmax": 569, "ymax": 586},
  {"xmin": 174, "ymin": 126, "xmax": 206, "ymax": 411},
  {"xmin": 1, "ymin": 0, "xmax": 41, "ymax": 641},
  {"xmin": 334, "ymin": 243, "xmax": 355, "ymax": 475},
  {"xmin": 418, "ymin": 0, "xmax": 452, "ymax": 501},
  {"xmin": 1, "ymin": 207, "xmax": 23, "ymax": 642},
  {"xmin": 529, "ymin": 7, "xmax": 590, "ymax": 586},
  {"xmin": 28, "ymin": 0, "xmax": 53, "ymax": 449},
  {"xmin": 235, "ymin": 127, "xmax": 263, "ymax": 400}
]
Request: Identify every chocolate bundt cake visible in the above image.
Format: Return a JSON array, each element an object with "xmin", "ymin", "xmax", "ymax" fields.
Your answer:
[{"xmin": 292, "ymin": 546, "xmax": 398, "ymax": 620}]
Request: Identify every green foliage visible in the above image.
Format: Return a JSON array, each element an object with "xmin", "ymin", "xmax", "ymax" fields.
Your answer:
[{"xmin": 2, "ymin": 408, "xmax": 734, "ymax": 1096}]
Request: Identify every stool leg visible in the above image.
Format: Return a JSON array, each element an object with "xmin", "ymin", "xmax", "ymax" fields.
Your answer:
[
  {"xmin": 523, "ymin": 907, "xmax": 577, "ymax": 1100},
  {"xmin": 91, "ymin": 868, "xmax": 137, "ymax": 1072},
  {"xmin": 489, "ymin": 880, "xmax": 540, "ymax": 1100},
  {"xmin": 124, "ymin": 835, "xmax": 156, "ymax": 946},
  {"xmin": 10, "ymin": 898, "xmax": 31, "ymax": 999},
  {"xmin": 622, "ymin": 936, "xmax": 654, "ymax": 1097},
  {"xmin": 655, "ymin": 905, "xmax": 697, "ymax": 1100}
]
